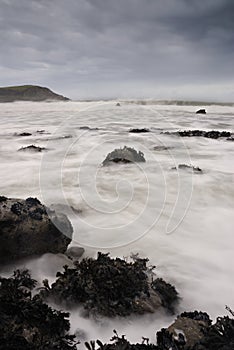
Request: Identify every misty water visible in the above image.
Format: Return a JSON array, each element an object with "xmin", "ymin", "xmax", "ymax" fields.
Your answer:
[{"xmin": 0, "ymin": 101, "xmax": 233, "ymax": 343}]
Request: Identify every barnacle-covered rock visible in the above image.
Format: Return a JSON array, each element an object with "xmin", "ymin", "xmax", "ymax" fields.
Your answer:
[{"xmin": 0, "ymin": 196, "xmax": 72, "ymax": 263}]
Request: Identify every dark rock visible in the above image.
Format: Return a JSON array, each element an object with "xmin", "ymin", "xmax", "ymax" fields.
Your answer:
[
  {"xmin": 153, "ymin": 146, "xmax": 172, "ymax": 151},
  {"xmin": 18, "ymin": 145, "xmax": 47, "ymax": 152},
  {"xmin": 18, "ymin": 132, "xmax": 32, "ymax": 136},
  {"xmin": 0, "ymin": 196, "xmax": 7, "ymax": 202},
  {"xmin": 151, "ymin": 278, "xmax": 179, "ymax": 313},
  {"xmin": 79, "ymin": 126, "xmax": 99, "ymax": 130},
  {"xmin": 102, "ymin": 146, "xmax": 146, "ymax": 166},
  {"xmin": 196, "ymin": 109, "xmax": 206, "ymax": 114},
  {"xmin": 171, "ymin": 164, "xmax": 202, "ymax": 174},
  {"xmin": 0, "ymin": 196, "xmax": 72, "ymax": 263},
  {"xmin": 66, "ymin": 246, "xmax": 85, "ymax": 259},
  {"xmin": 163, "ymin": 130, "xmax": 231, "ymax": 140},
  {"xmin": 41, "ymin": 253, "xmax": 178, "ymax": 318},
  {"xmin": 0, "ymin": 269, "xmax": 77, "ymax": 349},
  {"xmin": 116, "ymin": 103, "xmax": 121, "ymax": 106},
  {"xmin": 227, "ymin": 137, "xmax": 234, "ymax": 141},
  {"xmin": 129, "ymin": 128, "xmax": 150, "ymax": 133},
  {"xmin": 167, "ymin": 311, "xmax": 211, "ymax": 349}
]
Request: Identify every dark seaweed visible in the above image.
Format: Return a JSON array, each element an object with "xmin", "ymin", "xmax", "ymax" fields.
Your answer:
[{"xmin": 0, "ymin": 269, "xmax": 78, "ymax": 350}]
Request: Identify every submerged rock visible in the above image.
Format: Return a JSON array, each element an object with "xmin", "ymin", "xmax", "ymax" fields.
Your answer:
[
  {"xmin": 41, "ymin": 253, "xmax": 179, "ymax": 317},
  {"xmin": 129, "ymin": 128, "xmax": 150, "ymax": 133},
  {"xmin": 153, "ymin": 146, "xmax": 172, "ymax": 151},
  {"xmin": 17, "ymin": 132, "xmax": 32, "ymax": 137},
  {"xmin": 0, "ymin": 196, "xmax": 72, "ymax": 263},
  {"xmin": 171, "ymin": 164, "xmax": 202, "ymax": 174},
  {"xmin": 196, "ymin": 109, "xmax": 206, "ymax": 114},
  {"xmin": 18, "ymin": 144, "xmax": 47, "ymax": 152},
  {"xmin": 163, "ymin": 129, "xmax": 232, "ymax": 140},
  {"xmin": 102, "ymin": 146, "xmax": 146, "ymax": 166}
]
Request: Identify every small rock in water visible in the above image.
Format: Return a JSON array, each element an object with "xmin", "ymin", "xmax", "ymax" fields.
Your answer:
[
  {"xmin": 196, "ymin": 109, "xmax": 206, "ymax": 114},
  {"xmin": 102, "ymin": 146, "xmax": 146, "ymax": 166},
  {"xmin": 153, "ymin": 145, "xmax": 172, "ymax": 151},
  {"xmin": 66, "ymin": 246, "xmax": 85, "ymax": 259},
  {"xmin": 18, "ymin": 144, "xmax": 47, "ymax": 152},
  {"xmin": 18, "ymin": 132, "xmax": 32, "ymax": 136},
  {"xmin": 171, "ymin": 164, "xmax": 202, "ymax": 173},
  {"xmin": 129, "ymin": 128, "xmax": 150, "ymax": 133},
  {"xmin": 116, "ymin": 102, "xmax": 121, "ymax": 106}
]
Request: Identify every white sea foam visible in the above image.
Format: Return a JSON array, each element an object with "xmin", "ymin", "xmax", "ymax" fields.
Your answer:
[{"xmin": 0, "ymin": 100, "xmax": 233, "ymax": 343}]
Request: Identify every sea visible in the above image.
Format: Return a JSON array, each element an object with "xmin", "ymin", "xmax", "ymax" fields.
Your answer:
[{"xmin": 0, "ymin": 100, "xmax": 233, "ymax": 343}]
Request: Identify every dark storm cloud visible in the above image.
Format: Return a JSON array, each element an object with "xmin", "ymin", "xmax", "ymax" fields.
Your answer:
[{"xmin": 0, "ymin": 0, "xmax": 234, "ymax": 100}]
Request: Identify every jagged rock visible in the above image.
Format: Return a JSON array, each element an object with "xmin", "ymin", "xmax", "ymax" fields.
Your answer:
[
  {"xmin": 171, "ymin": 164, "xmax": 202, "ymax": 174},
  {"xmin": 129, "ymin": 128, "xmax": 150, "ymax": 133},
  {"xmin": 102, "ymin": 146, "xmax": 146, "ymax": 166},
  {"xmin": 0, "ymin": 196, "xmax": 72, "ymax": 263},
  {"xmin": 196, "ymin": 109, "xmax": 206, "ymax": 114},
  {"xmin": 18, "ymin": 145, "xmax": 47, "ymax": 152}
]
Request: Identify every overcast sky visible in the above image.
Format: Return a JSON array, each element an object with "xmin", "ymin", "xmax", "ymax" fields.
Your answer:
[{"xmin": 0, "ymin": 0, "xmax": 234, "ymax": 101}]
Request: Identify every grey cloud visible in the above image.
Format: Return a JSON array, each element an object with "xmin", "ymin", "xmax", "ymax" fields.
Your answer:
[{"xmin": 0, "ymin": 0, "xmax": 233, "ymax": 100}]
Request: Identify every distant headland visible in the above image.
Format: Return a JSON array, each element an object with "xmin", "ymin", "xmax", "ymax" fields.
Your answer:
[{"xmin": 0, "ymin": 85, "xmax": 69, "ymax": 102}]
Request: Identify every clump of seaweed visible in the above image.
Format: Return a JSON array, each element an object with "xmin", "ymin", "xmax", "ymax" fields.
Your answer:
[
  {"xmin": 0, "ymin": 269, "xmax": 78, "ymax": 350},
  {"xmin": 41, "ymin": 252, "xmax": 150, "ymax": 317}
]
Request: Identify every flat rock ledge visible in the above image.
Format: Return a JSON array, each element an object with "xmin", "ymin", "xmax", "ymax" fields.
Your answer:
[{"xmin": 0, "ymin": 196, "xmax": 72, "ymax": 263}]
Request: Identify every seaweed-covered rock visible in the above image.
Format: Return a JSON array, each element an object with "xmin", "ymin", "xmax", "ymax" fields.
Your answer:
[
  {"xmin": 0, "ymin": 196, "xmax": 72, "ymax": 263},
  {"xmin": 102, "ymin": 146, "xmax": 146, "ymax": 166},
  {"xmin": 18, "ymin": 144, "xmax": 47, "ymax": 152},
  {"xmin": 167, "ymin": 311, "xmax": 211, "ymax": 349},
  {"xmin": 41, "ymin": 253, "xmax": 178, "ymax": 317},
  {"xmin": 163, "ymin": 130, "xmax": 231, "ymax": 140},
  {"xmin": 171, "ymin": 164, "xmax": 202, "ymax": 174},
  {"xmin": 151, "ymin": 278, "xmax": 179, "ymax": 313},
  {"xmin": 0, "ymin": 269, "xmax": 77, "ymax": 350}
]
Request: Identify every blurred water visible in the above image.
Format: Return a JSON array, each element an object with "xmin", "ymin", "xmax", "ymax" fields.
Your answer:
[{"xmin": 0, "ymin": 100, "xmax": 233, "ymax": 343}]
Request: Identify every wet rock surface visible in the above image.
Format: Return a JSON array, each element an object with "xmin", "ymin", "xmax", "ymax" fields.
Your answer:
[
  {"xmin": 0, "ymin": 269, "xmax": 77, "ymax": 350},
  {"xmin": 41, "ymin": 253, "xmax": 179, "ymax": 317},
  {"xmin": 0, "ymin": 196, "xmax": 72, "ymax": 263},
  {"xmin": 18, "ymin": 144, "xmax": 47, "ymax": 152},
  {"xmin": 163, "ymin": 129, "xmax": 232, "ymax": 140},
  {"xmin": 102, "ymin": 146, "xmax": 146, "ymax": 166}
]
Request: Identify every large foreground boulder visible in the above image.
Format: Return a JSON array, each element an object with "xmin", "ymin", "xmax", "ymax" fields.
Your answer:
[
  {"xmin": 0, "ymin": 196, "xmax": 72, "ymax": 263},
  {"xmin": 102, "ymin": 146, "xmax": 146, "ymax": 166}
]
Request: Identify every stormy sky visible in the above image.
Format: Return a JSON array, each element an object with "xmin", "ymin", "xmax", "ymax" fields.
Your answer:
[{"xmin": 0, "ymin": 0, "xmax": 234, "ymax": 101}]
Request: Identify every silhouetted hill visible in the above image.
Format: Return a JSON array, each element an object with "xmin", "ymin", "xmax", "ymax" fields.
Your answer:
[{"xmin": 0, "ymin": 85, "xmax": 69, "ymax": 102}]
